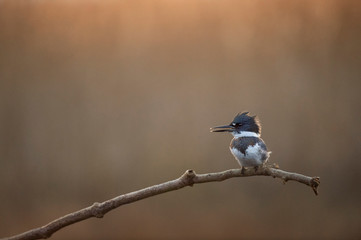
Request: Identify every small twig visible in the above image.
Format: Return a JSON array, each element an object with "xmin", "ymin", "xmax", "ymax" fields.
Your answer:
[{"xmin": 2, "ymin": 166, "xmax": 320, "ymax": 240}]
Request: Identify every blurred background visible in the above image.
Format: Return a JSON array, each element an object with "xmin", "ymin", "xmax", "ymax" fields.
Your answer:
[{"xmin": 1, "ymin": 0, "xmax": 360, "ymax": 239}]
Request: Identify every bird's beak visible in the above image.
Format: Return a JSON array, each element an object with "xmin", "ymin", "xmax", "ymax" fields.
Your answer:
[{"xmin": 210, "ymin": 125, "xmax": 235, "ymax": 132}]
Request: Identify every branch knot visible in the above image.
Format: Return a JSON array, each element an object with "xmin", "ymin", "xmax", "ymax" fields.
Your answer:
[
  {"xmin": 91, "ymin": 202, "xmax": 104, "ymax": 218},
  {"xmin": 181, "ymin": 169, "xmax": 196, "ymax": 186}
]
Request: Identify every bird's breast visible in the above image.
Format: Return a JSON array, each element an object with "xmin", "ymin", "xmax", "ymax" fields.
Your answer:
[{"xmin": 229, "ymin": 136, "xmax": 269, "ymax": 163}]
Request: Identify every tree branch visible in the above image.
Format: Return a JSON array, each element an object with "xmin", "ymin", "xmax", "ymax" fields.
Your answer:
[{"xmin": 2, "ymin": 166, "xmax": 320, "ymax": 240}]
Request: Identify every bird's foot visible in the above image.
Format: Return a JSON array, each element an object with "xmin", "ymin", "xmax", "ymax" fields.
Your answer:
[{"xmin": 270, "ymin": 163, "xmax": 279, "ymax": 169}]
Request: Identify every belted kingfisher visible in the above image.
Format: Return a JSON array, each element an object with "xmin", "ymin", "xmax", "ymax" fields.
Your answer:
[{"xmin": 210, "ymin": 112, "xmax": 271, "ymax": 168}]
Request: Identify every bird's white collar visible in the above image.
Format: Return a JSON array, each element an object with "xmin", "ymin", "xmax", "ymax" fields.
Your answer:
[{"xmin": 232, "ymin": 131, "xmax": 260, "ymax": 138}]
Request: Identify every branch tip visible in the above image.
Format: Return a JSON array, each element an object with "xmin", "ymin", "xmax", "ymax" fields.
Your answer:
[{"xmin": 310, "ymin": 177, "xmax": 320, "ymax": 196}]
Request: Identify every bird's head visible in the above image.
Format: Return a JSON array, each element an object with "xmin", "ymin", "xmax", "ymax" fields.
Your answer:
[{"xmin": 210, "ymin": 112, "xmax": 261, "ymax": 136}]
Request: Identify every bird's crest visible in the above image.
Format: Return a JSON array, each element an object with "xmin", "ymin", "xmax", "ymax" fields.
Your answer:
[{"xmin": 233, "ymin": 111, "xmax": 261, "ymax": 134}]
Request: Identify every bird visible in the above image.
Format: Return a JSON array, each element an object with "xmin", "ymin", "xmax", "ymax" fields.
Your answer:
[{"xmin": 210, "ymin": 112, "xmax": 271, "ymax": 171}]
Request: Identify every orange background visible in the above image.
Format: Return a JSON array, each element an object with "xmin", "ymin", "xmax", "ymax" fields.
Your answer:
[{"xmin": 1, "ymin": 1, "xmax": 360, "ymax": 239}]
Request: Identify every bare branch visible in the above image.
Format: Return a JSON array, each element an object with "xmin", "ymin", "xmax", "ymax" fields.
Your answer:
[{"xmin": 2, "ymin": 166, "xmax": 320, "ymax": 240}]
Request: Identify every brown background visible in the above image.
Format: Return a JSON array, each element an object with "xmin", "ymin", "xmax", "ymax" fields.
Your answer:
[{"xmin": 1, "ymin": 0, "xmax": 361, "ymax": 239}]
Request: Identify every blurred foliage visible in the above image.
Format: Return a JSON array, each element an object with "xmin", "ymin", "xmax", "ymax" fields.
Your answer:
[{"xmin": 0, "ymin": 0, "xmax": 360, "ymax": 239}]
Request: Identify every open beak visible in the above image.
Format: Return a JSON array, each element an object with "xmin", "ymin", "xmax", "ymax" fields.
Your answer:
[{"xmin": 210, "ymin": 125, "xmax": 235, "ymax": 133}]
